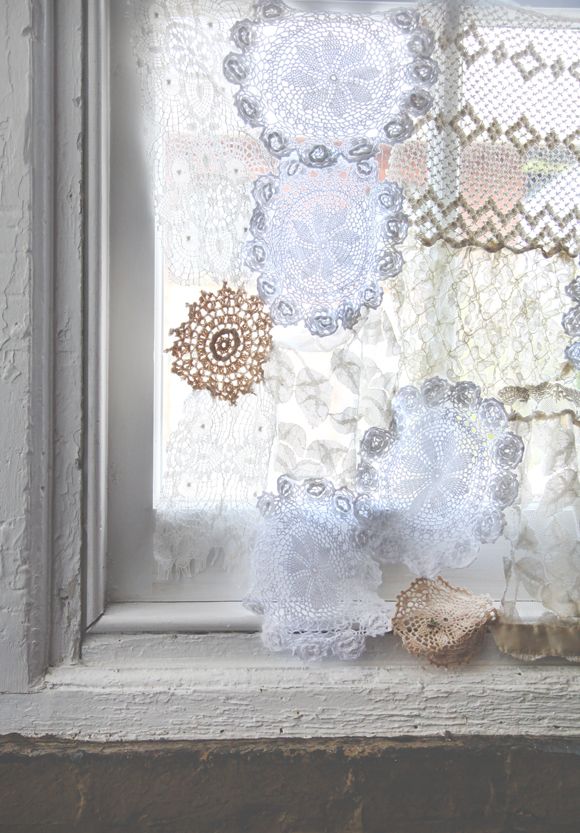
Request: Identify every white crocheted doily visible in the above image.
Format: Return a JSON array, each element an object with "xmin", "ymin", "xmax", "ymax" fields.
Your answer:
[
  {"xmin": 357, "ymin": 378, "xmax": 524, "ymax": 577},
  {"xmin": 245, "ymin": 156, "xmax": 407, "ymax": 336},
  {"xmin": 245, "ymin": 476, "xmax": 390, "ymax": 660},
  {"xmin": 224, "ymin": 0, "xmax": 438, "ymax": 166}
]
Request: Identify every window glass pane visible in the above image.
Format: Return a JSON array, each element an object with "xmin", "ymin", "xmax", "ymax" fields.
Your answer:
[{"xmin": 107, "ymin": 0, "xmax": 579, "ymax": 613}]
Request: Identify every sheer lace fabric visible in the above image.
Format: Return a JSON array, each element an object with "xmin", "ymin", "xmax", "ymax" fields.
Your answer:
[
  {"xmin": 132, "ymin": 0, "xmax": 270, "ymax": 287},
  {"xmin": 246, "ymin": 158, "xmax": 406, "ymax": 336},
  {"xmin": 390, "ymin": 0, "xmax": 580, "ymax": 256},
  {"xmin": 357, "ymin": 378, "xmax": 523, "ymax": 577},
  {"xmin": 385, "ymin": 235, "xmax": 576, "ymax": 395},
  {"xmin": 155, "ymin": 388, "xmax": 275, "ymax": 577},
  {"xmin": 503, "ymin": 413, "xmax": 580, "ymax": 620},
  {"xmin": 246, "ymin": 477, "xmax": 390, "ymax": 660},
  {"xmin": 224, "ymin": 1, "xmax": 438, "ymax": 166}
]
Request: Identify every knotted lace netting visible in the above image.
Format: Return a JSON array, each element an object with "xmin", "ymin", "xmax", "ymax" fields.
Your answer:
[
  {"xmin": 357, "ymin": 378, "xmax": 523, "ymax": 577},
  {"xmin": 246, "ymin": 158, "xmax": 407, "ymax": 336},
  {"xmin": 246, "ymin": 477, "xmax": 390, "ymax": 660},
  {"xmin": 389, "ymin": 0, "xmax": 580, "ymax": 256},
  {"xmin": 224, "ymin": 0, "xmax": 438, "ymax": 166}
]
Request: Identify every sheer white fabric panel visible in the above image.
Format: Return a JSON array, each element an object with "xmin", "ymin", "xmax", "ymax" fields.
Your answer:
[{"xmin": 128, "ymin": 0, "xmax": 580, "ymax": 624}]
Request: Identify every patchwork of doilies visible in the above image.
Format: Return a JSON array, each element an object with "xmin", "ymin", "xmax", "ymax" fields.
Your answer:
[
  {"xmin": 245, "ymin": 158, "xmax": 407, "ymax": 335},
  {"xmin": 168, "ymin": 283, "xmax": 273, "ymax": 403},
  {"xmin": 245, "ymin": 476, "xmax": 390, "ymax": 660},
  {"xmin": 357, "ymin": 379, "xmax": 523, "ymax": 577},
  {"xmin": 126, "ymin": 0, "xmax": 580, "ymax": 664},
  {"xmin": 224, "ymin": 0, "xmax": 437, "ymax": 166}
]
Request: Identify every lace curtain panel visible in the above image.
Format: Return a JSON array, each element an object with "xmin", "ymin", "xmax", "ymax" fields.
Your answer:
[
  {"xmin": 129, "ymin": 0, "xmax": 580, "ymax": 659},
  {"xmin": 399, "ymin": 0, "xmax": 580, "ymax": 256}
]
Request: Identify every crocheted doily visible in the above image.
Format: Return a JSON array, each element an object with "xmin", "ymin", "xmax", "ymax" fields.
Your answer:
[
  {"xmin": 246, "ymin": 157, "xmax": 407, "ymax": 336},
  {"xmin": 245, "ymin": 476, "xmax": 390, "ymax": 660},
  {"xmin": 357, "ymin": 378, "xmax": 524, "ymax": 577},
  {"xmin": 392, "ymin": 577, "xmax": 497, "ymax": 667},
  {"xmin": 224, "ymin": 0, "xmax": 437, "ymax": 166},
  {"xmin": 563, "ymin": 272, "xmax": 580, "ymax": 370},
  {"xmin": 168, "ymin": 282, "xmax": 273, "ymax": 404}
]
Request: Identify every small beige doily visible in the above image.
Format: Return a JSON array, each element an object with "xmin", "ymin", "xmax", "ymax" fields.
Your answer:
[
  {"xmin": 168, "ymin": 283, "xmax": 273, "ymax": 405},
  {"xmin": 392, "ymin": 576, "xmax": 497, "ymax": 667}
]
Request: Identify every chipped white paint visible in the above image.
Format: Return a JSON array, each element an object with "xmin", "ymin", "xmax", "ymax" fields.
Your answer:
[
  {"xmin": 0, "ymin": 0, "xmax": 35, "ymax": 693},
  {"xmin": 1, "ymin": 658, "xmax": 579, "ymax": 740},
  {"xmin": 0, "ymin": 0, "xmax": 84, "ymax": 694}
]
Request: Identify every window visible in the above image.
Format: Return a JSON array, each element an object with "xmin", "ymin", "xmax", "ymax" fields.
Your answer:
[
  {"xmin": 1, "ymin": 0, "xmax": 578, "ymax": 742},
  {"xmin": 98, "ymin": 0, "xmax": 580, "ymax": 661}
]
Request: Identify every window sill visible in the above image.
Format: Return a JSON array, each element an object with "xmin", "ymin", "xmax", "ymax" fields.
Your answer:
[
  {"xmin": 1, "ymin": 629, "xmax": 576, "ymax": 742},
  {"xmin": 89, "ymin": 601, "xmax": 260, "ymax": 633}
]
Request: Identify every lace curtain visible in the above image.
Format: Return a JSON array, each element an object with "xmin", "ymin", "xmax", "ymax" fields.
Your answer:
[
  {"xmin": 130, "ymin": 0, "xmax": 580, "ymax": 659},
  {"xmin": 398, "ymin": 0, "xmax": 580, "ymax": 256}
]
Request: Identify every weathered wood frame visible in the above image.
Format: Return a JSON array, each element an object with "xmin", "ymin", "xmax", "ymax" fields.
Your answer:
[{"xmin": 0, "ymin": 0, "xmax": 578, "ymax": 742}]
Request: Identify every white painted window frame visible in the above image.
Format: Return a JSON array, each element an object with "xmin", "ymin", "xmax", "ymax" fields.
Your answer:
[{"xmin": 0, "ymin": 0, "xmax": 577, "ymax": 743}]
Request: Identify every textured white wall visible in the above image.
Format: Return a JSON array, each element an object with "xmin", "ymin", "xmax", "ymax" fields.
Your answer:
[
  {"xmin": 0, "ymin": 0, "xmax": 84, "ymax": 697},
  {"xmin": 0, "ymin": 1, "xmax": 34, "ymax": 691}
]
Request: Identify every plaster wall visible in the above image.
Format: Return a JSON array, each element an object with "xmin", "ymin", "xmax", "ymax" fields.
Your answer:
[{"xmin": 0, "ymin": 0, "xmax": 33, "ymax": 693}]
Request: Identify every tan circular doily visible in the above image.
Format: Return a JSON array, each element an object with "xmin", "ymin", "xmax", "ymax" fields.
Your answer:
[
  {"xmin": 392, "ymin": 576, "xmax": 497, "ymax": 667},
  {"xmin": 168, "ymin": 283, "xmax": 273, "ymax": 404}
]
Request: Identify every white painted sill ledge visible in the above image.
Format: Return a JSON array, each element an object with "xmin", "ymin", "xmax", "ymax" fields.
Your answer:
[{"xmin": 1, "ymin": 628, "xmax": 577, "ymax": 742}]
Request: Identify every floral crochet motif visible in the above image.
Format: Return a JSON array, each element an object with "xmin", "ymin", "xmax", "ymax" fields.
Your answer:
[
  {"xmin": 563, "ymin": 270, "xmax": 580, "ymax": 369},
  {"xmin": 357, "ymin": 378, "xmax": 524, "ymax": 577},
  {"xmin": 245, "ymin": 476, "xmax": 390, "ymax": 660},
  {"xmin": 392, "ymin": 576, "xmax": 497, "ymax": 667},
  {"xmin": 224, "ymin": 0, "xmax": 437, "ymax": 166},
  {"xmin": 246, "ymin": 157, "xmax": 407, "ymax": 336},
  {"xmin": 168, "ymin": 283, "xmax": 273, "ymax": 404}
]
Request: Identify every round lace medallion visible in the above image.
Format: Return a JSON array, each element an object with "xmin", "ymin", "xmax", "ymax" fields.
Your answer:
[
  {"xmin": 392, "ymin": 577, "xmax": 497, "ymax": 667},
  {"xmin": 565, "ymin": 341, "xmax": 580, "ymax": 369},
  {"xmin": 224, "ymin": 1, "xmax": 437, "ymax": 166},
  {"xmin": 245, "ymin": 476, "xmax": 390, "ymax": 660},
  {"xmin": 357, "ymin": 378, "xmax": 524, "ymax": 576},
  {"xmin": 168, "ymin": 283, "xmax": 273, "ymax": 404},
  {"xmin": 246, "ymin": 157, "xmax": 407, "ymax": 336},
  {"xmin": 563, "ymin": 273, "xmax": 580, "ymax": 368}
]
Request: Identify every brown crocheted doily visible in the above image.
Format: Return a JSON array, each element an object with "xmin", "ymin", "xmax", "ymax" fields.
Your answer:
[
  {"xmin": 392, "ymin": 577, "xmax": 497, "ymax": 667},
  {"xmin": 168, "ymin": 283, "xmax": 273, "ymax": 404}
]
